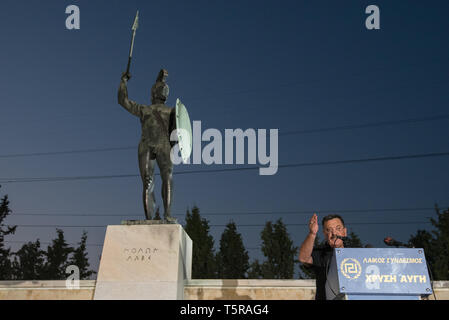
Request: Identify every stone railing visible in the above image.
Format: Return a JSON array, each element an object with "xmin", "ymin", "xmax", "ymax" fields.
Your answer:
[{"xmin": 0, "ymin": 279, "xmax": 448, "ymax": 300}]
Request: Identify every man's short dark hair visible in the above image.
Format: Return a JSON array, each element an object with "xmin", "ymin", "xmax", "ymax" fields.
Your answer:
[{"xmin": 322, "ymin": 214, "xmax": 345, "ymax": 227}]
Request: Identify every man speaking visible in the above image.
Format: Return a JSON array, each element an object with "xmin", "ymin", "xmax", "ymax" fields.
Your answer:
[{"xmin": 299, "ymin": 213, "xmax": 348, "ymax": 300}]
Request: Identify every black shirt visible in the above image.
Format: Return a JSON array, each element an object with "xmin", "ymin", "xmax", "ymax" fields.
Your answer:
[{"xmin": 310, "ymin": 244, "xmax": 334, "ymax": 300}]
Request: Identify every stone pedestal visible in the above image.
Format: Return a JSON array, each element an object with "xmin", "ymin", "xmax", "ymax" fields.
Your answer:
[{"xmin": 93, "ymin": 223, "xmax": 192, "ymax": 300}]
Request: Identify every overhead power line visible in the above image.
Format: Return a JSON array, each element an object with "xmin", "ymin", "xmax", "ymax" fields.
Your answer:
[
  {"xmin": 6, "ymin": 221, "xmax": 431, "ymax": 229},
  {"xmin": 1, "ymin": 151, "xmax": 449, "ymax": 184},
  {"xmin": 1, "ymin": 114, "xmax": 448, "ymax": 159},
  {"xmin": 0, "ymin": 146, "xmax": 135, "ymax": 159},
  {"xmin": 3, "ymin": 240, "xmax": 261, "ymax": 250},
  {"xmin": 281, "ymin": 114, "xmax": 449, "ymax": 136},
  {"xmin": 185, "ymin": 67, "xmax": 449, "ymax": 102},
  {"xmin": 4, "ymin": 240, "xmax": 104, "ymax": 247},
  {"xmin": 7, "ymin": 206, "xmax": 446, "ymax": 217}
]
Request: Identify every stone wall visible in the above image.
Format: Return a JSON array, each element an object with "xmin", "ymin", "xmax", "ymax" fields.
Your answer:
[
  {"xmin": 0, "ymin": 280, "xmax": 448, "ymax": 300},
  {"xmin": 0, "ymin": 280, "xmax": 96, "ymax": 300},
  {"xmin": 184, "ymin": 280, "xmax": 316, "ymax": 300}
]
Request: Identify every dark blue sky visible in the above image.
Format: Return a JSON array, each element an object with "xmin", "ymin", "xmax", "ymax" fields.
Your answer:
[{"xmin": 1, "ymin": 0, "xmax": 448, "ymax": 277}]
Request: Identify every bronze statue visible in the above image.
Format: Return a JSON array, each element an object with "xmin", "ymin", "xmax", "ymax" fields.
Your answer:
[{"xmin": 118, "ymin": 69, "xmax": 176, "ymax": 222}]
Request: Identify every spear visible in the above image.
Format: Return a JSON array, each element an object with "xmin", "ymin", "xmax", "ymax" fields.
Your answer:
[{"xmin": 125, "ymin": 10, "xmax": 139, "ymax": 78}]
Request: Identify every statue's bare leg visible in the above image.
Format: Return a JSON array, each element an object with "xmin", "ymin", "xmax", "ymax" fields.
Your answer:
[
  {"xmin": 156, "ymin": 150, "xmax": 174, "ymax": 221},
  {"xmin": 138, "ymin": 143, "xmax": 157, "ymax": 220}
]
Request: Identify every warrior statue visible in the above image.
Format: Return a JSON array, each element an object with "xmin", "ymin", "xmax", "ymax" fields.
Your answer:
[{"xmin": 118, "ymin": 69, "xmax": 176, "ymax": 222}]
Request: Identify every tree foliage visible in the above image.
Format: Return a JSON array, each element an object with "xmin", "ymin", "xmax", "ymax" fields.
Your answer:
[
  {"xmin": 12, "ymin": 229, "xmax": 96, "ymax": 280},
  {"xmin": 216, "ymin": 221, "xmax": 249, "ymax": 279},
  {"xmin": 0, "ymin": 186, "xmax": 95, "ymax": 280},
  {"xmin": 184, "ymin": 206, "xmax": 216, "ymax": 278},
  {"xmin": 69, "ymin": 231, "xmax": 96, "ymax": 279},
  {"xmin": 12, "ymin": 240, "xmax": 46, "ymax": 280},
  {"xmin": 41, "ymin": 229, "xmax": 74, "ymax": 280},
  {"xmin": 257, "ymin": 219, "xmax": 298, "ymax": 279},
  {"xmin": 0, "ymin": 187, "xmax": 17, "ymax": 280},
  {"xmin": 247, "ymin": 259, "xmax": 263, "ymax": 279},
  {"xmin": 345, "ymin": 231, "xmax": 364, "ymax": 248},
  {"xmin": 409, "ymin": 205, "xmax": 449, "ymax": 280}
]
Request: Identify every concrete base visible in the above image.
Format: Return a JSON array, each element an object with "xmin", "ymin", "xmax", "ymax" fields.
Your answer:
[{"xmin": 93, "ymin": 223, "xmax": 192, "ymax": 300}]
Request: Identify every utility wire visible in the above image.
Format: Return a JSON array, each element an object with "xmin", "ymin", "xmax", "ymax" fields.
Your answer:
[
  {"xmin": 4, "ymin": 240, "xmax": 104, "ymax": 247},
  {"xmin": 281, "ymin": 114, "xmax": 449, "ymax": 136},
  {"xmin": 1, "ymin": 114, "xmax": 448, "ymax": 159},
  {"xmin": 184, "ymin": 65, "xmax": 449, "ymax": 102},
  {"xmin": 1, "ymin": 151, "xmax": 449, "ymax": 184},
  {"xmin": 3, "ymin": 240, "xmax": 261, "ymax": 250},
  {"xmin": 0, "ymin": 147, "xmax": 135, "ymax": 159},
  {"xmin": 6, "ymin": 221, "xmax": 432, "ymax": 228},
  {"xmin": 7, "ymin": 206, "xmax": 447, "ymax": 217}
]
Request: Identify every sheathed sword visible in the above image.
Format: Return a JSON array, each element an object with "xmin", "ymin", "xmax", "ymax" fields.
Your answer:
[{"xmin": 125, "ymin": 10, "xmax": 139, "ymax": 77}]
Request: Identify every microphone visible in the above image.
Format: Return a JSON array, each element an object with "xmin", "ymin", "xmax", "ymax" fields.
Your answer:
[
  {"xmin": 384, "ymin": 236, "xmax": 412, "ymax": 248},
  {"xmin": 333, "ymin": 235, "xmax": 348, "ymax": 246}
]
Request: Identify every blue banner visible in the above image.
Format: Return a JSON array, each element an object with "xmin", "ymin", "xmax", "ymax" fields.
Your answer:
[{"xmin": 328, "ymin": 248, "xmax": 432, "ymax": 297}]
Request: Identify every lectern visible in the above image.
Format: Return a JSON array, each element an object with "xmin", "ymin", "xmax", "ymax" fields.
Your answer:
[{"xmin": 325, "ymin": 248, "xmax": 432, "ymax": 300}]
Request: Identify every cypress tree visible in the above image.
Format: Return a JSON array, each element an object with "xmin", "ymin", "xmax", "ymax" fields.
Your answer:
[
  {"xmin": 184, "ymin": 206, "xmax": 216, "ymax": 278},
  {"xmin": 12, "ymin": 240, "xmax": 46, "ymax": 280},
  {"xmin": 68, "ymin": 231, "xmax": 96, "ymax": 279},
  {"xmin": 0, "ymin": 187, "xmax": 17, "ymax": 280},
  {"xmin": 217, "ymin": 221, "xmax": 249, "ymax": 279},
  {"xmin": 409, "ymin": 205, "xmax": 449, "ymax": 280},
  {"xmin": 260, "ymin": 219, "xmax": 297, "ymax": 279},
  {"xmin": 42, "ymin": 229, "xmax": 74, "ymax": 279}
]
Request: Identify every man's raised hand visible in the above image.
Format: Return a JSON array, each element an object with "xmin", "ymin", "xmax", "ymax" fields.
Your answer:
[{"xmin": 309, "ymin": 213, "xmax": 319, "ymax": 235}]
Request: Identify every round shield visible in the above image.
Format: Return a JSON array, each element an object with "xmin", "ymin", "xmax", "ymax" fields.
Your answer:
[{"xmin": 175, "ymin": 98, "xmax": 192, "ymax": 163}]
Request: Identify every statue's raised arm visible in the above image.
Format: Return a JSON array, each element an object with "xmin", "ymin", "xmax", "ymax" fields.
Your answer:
[{"xmin": 118, "ymin": 72, "xmax": 145, "ymax": 118}]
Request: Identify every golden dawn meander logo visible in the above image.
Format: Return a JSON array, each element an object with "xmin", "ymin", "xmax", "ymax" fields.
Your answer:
[{"xmin": 340, "ymin": 258, "xmax": 362, "ymax": 280}]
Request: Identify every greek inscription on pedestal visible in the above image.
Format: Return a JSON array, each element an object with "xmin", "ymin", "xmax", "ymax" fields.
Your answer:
[{"xmin": 123, "ymin": 247, "xmax": 157, "ymax": 262}]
